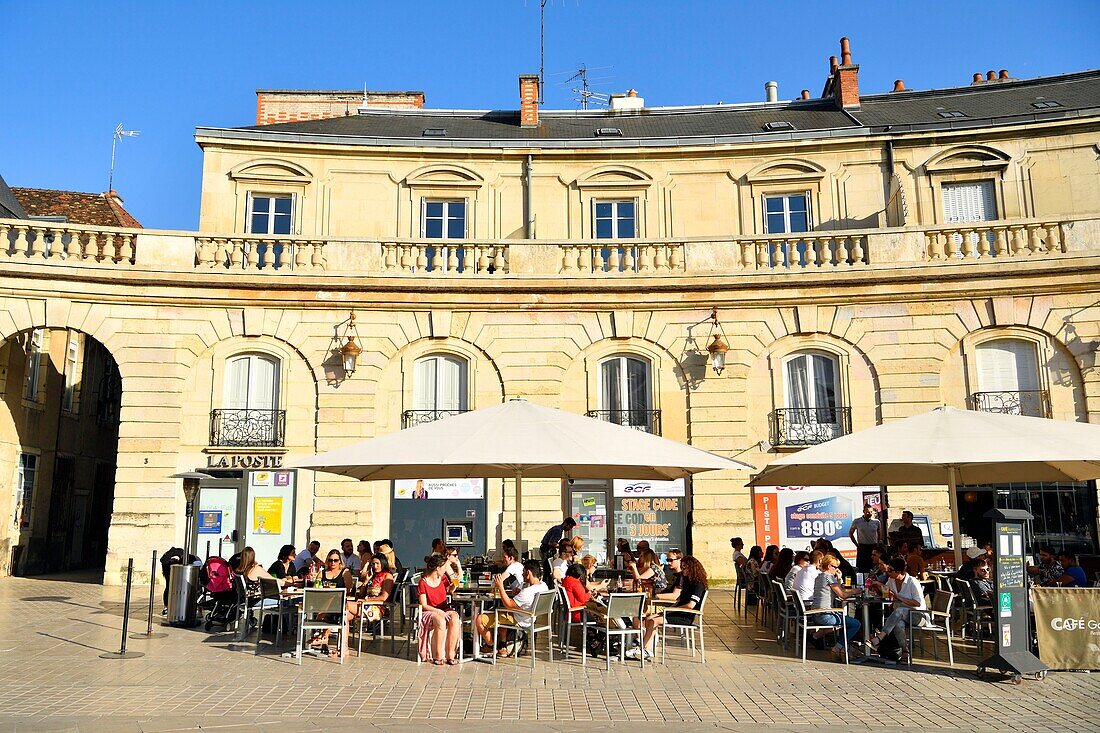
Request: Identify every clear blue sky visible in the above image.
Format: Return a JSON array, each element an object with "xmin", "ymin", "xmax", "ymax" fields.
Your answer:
[{"xmin": 3, "ymin": 0, "xmax": 1097, "ymax": 230}]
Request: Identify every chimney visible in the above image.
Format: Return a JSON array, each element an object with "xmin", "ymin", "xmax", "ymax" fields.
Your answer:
[
  {"xmin": 823, "ymin": 37, "xmax": 860, "ymax": 109},
  {"xmin": 999, "ymin": 69, "xmax": 1009, "ymax": 79},
  {"xmin": 609, "ymin": 89, "xmax": 645, "ymax": 111},
  {"xmin": 800, "ymin": 89, "xmax": 811, "ymax": 100},
  {"xmin": 973, "ymin": 73, "xmax": 983, "ymax": 84},
  {"xmin": 519, "ymin": 74, "xmax": 540, "ymax": 128},
  {"xmin": 987, "ymin": 70, "xmax": 997, "ymax": 81},
  {"xmin": 892, "ymin": 79, "xmax": 906, "ymax": 92},
  {"xmin": 765, "ymin": 81, "xmax": 778, "ymax": 103}
]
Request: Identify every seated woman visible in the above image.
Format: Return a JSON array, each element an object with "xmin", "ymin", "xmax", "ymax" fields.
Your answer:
[
  {"xmin": 808, "ymin": 553, "xmax": 861, "ymax": 660},
  {"xmin": 631, "ymin": 555, "xmax": 708, "ymax": 660},
  {"xmin": 349, "ymin": 554, "xmax": 395, "ymax": 628},
  {"xmin": 238, "ymin": 546, "xmax": 288, "ymax": 596},
  {"xmin": 767, "ymin": 547, "xmax": 795, "ymax": 583},
  {"xmin": 318, "ymin": 550, "xmax": 355, "ymax": 592},
  {"xmin": 579, "ymin": 554, "xmax": 609, "ymax": 593},
  {"xmin": 356, "ymin": 540, "xmax": 373, "ymax": 581},
  {"xmin": 417, "ymin": 553, "xmax": 462, "ymax": 665},
  {"xmin": 443, "ymin": 545, "xmax": 463, "ymax": 583},
  {"xmin": 627, "ymin": 549, "xmax": 667, "ymax": 595},
  {"xmin": 267, "ymin": 544, "xmax": 300, "ymax": 581},
  {"xmin": 615, "ymin": 538, "xmax": 635, "ymax": 566}
]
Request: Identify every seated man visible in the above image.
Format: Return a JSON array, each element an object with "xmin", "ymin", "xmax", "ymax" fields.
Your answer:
[
  {"xmin": 1028, "ymin": 545, "xmax": 1064, "ymax": 587},
  {"xmin": 499, "ymin": 546, "xmax": 525, "ymax": 592},
  {"xmin": 784, "ymin": 551, "xmax": 811, "ymax": 592},
  {"xmin": 475, "ymin": 560, "xmax": 548, "ymax": 656},
  {"xmin": 971, "ymin": 561, "xmax": 994, "ymax": 606},
  {"xmin": 550, "ymin": 540, "xmax": 576, "ymax": 583},
  {"xmin": 956, "ymin": 547, "xmax": 986, "ymax": 582},
  {"xmin": 1054, "ymin": 551, "xmax": 1088, "ymax": 588},
  {"xmin": 869, "ymin": 557, "xmax": 928, "ymax": 664},
  {"xmin": 791, "ymin": 550, "xmax": 824, "ymax": 604}
]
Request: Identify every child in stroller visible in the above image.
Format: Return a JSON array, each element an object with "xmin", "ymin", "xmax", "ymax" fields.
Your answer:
[{"xmin": 199, "ymin": 556, "xmax": 240, "ymax": 631}]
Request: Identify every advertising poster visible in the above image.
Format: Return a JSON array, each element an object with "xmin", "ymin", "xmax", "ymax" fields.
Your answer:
[
  {"xmin": 1033, "ymin": 588, "xmax": 1100, "ymax": 670},
  {"xmin": 752, "ymin": 485, "xmax": 879, "ymax": 559},
  {"xmin": 197, "ymin": 509, "xmax": 222, "ymax": 535},
  {"xmin": 252, "ymin": 496, "xmax": 282, "ymax": 534},
  {"xmin": 612, "ymin": 479, "xmax": 686, "ymax": 557},
  {"xmin": 250, "ymin": 471, "xmax": 275, "ymax": 488},
  {"xmin": 394, "ymin": 478, "xmax": 484, "ymax": 500}
]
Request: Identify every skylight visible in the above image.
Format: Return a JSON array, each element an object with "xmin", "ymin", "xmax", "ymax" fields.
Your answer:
[
  {"xmin": 936, "ymin": 110, "xmax": 967, "ymax": 119},
  {"xmin": 422, "ymin": 128, "xmax": 447, "ymax": 137},
  {"xmin": 595, "ymin": 127, "xmax": 623, "ymax": 137},
  {"xmin": 762, "ymin": 121, "xmax": 795, "ymax": 131},
  {"xmin": 1031, "ymin": 100, "xmax": 1062, "ymax": 109}
]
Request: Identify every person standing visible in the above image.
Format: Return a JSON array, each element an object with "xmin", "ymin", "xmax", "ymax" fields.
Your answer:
[
  {"xmin": 849, "ymin": 505, "xmax": 883, "ymax": 573},
  {"xmin": 891, "ymin": 511, "xmax": 924, "ymax": 550},
  {"xmin": 539, "ymin": 517, "xmax": 577, "ymax": 583}
]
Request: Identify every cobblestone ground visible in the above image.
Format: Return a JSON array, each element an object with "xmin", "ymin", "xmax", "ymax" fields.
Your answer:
[{"xmin": 0, "ymin": 573, "xmax": 1097, "ymax": 732}]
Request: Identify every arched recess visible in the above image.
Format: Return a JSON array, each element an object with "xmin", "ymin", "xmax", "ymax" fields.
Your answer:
[
  {"xmin": 228, "ymin": 158, "xmax": 314, "ymax": 184},
  {"xmin": 744, "ymin": 157, "xmax": 827, "ymax": 182},
  {"xmin": 922, "ymin": 144, "xmax": 1018, "ymax": 222},
  {"xmin": 940, "ymin": 325, "xmax": 1086, "ymax": 422},
  {"xmin": 923, "ymin": 145, "xmax": 1012, "ymax": 174},
  {"xmin": 748, "ymin": 333, "xmax": 880, "ymax": 450}
]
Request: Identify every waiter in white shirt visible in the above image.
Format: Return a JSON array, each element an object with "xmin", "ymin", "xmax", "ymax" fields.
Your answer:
[{"xmin": 848, "ymin": 505, "xmax": 882, "ymax": 573}]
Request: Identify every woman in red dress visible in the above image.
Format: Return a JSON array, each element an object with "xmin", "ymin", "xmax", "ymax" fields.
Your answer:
[{"xmin": 417, "ymin": 554, "xmax": 462, "ymax": 665}]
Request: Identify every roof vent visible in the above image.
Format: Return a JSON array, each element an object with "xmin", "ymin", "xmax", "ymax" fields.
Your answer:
[
  {"xmin": 422, "ymin": 128, "xmax": 447, "ymax": 137},
  {"xmin": 1031, "ymin": 100, "xmax": 1061, "ymax": 109},
  {"xmin": 595, "ymin": 127, "xmax": 623, "ymax": 137},
  {"xmin": 762, "ymin": 121, "xmax": 795, "ymax": 132},
  {"xmin": 936, "ymin": 110, "xmax": 967, "ymax": 119}
]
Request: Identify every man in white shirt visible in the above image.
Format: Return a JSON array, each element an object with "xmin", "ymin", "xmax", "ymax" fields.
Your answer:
[
  {"xmin": 293, "ymin": 541, "xmax": 321, "ymax": 574},
  {"xmin": 869, "ymin": 557, "xmax": 927, "ymax": 663},
  {"xmin": 499, "ymin": 546, "xmax": 525, "ymax": 591},
  {"xmin": 475, "ymin": 560, "xmax": 549, "ymax": 656},
  {"xmin": 339, "ymin": 538, "xmax": 362, "ymax": 574},
  {"xmin": 791, "ymin": 550, "xmax": 823, "ymax": 603},
  {"xmin": 848, "ymin": 505, "xmax": 883, "ymax": 573}
]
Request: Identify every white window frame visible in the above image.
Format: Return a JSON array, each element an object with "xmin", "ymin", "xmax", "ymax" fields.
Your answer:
[
  {"xmin": 781, "ymin": 350, "xmax": 843, "ymax": 442},
  {"xmin": 412, "ymin": 354, "xmax": 469, "ymax": 412},
  {"xmin": 421, "ymin": 198, "xmax": 468, "ymax": 240},
  {"xmin": 23, "ymin": 328, "xmax": 44, "ymax": 402},
  {"xmin": 592, "ymin": 199, "xmax": 638, "ymax": 239},
  {"xmin": 245, "ymin": 193, "xmax": 295, "ymax": 235},
  {"xmin": 62, "ymin": 331, "xmax": 81, "ymax": 414},
  {"xmin": 224, "ymin": 353, "xmax": 281, "ymax": 411},
  {"xmin": 11, "ymin": 451, "xmax": 39, "ymax": 530},
  {"xmin": 762, "ymin": 192, "xmax": 813, "ymax": 234},
  {"xmin": 597, "ymin": 355, "xmax": 653, "ymax": 431},
  {"xmin": 941, "ymin": 180, "xmax": 998, "ymax": 224}
]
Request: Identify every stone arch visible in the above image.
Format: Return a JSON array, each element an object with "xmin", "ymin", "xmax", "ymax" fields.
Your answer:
[
  {"xmin": 228, "ymin": 158, "xmax": 313, "ymax": 183},
  {"xmin": 924, "ymin": 144, "xmax": 1011, "ymax": 173},
  {"xmin": 744, "ymin": 157, "xmax": 827, "ymax": 182},
  {"xmin": 575, "ymin": 164, "xmax": 654, "ymax": 186},
  {"xmin": 404, "ymin": 163, "xmax": 485, "ymax": 185}
]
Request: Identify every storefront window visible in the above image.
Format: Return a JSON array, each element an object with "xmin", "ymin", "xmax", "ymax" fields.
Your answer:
[{"xmin": 956, "ymin": 481, "xmax": 1098, "ymax": 556}]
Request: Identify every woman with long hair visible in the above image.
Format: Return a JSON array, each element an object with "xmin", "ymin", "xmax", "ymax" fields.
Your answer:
[
  {"xmin": 768, "ymin": 547, "xmax": 795, "ymax": 581},
  {"xmin": 746, "ymin": 545, "xmax": 764, "ymax": 579},
  {"xmin": 417, "ymin": 553, "xmax": 462, "ymax": 665},
  {"xmin": 627, "ymin": 548, "xmax": 667, "ymax": 594},
  {"xmin": 356, "ymin": 540, "xmax": 373, "ymax": 580},
  {"xmin": 760, "ymin": 545, "xmax": 780, "ymax": 575},
  {"xmin": 349, "ymin": 553, "xmax": 395, "ymax": 628},
  {"xmin": 318, "ymin": 550, "xmax": 354, "ymax": 592},
  {"xmin": 631, "ymin": 555, "xmax": 708, "ymax": 660},
  {"xmin": 267, "ymin": 544, "xmax": 299, "ymax": 580}
]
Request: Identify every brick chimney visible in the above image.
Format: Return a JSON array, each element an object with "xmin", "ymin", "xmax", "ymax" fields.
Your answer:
[
  {"xmin": 519, "ymin": 74, "xmax": 540, "ymax": 128},
  {"xmin": 822, "ymin": 37, "xmax": 860, "ymax": 109}
]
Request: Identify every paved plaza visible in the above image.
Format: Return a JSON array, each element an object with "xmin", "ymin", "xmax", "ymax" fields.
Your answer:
[{"xmin": 0, "ymin": 574, "xmax": 1097, "ymax": 733}]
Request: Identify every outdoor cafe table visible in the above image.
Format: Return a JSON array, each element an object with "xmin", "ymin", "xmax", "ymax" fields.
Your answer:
[
  {"xmin": 451, "ymin": 584, "xmax": 500, "ymax": 662},
  {"xmin": 844, "ymin": 589, "xmax": 890, "ymax": 661}
]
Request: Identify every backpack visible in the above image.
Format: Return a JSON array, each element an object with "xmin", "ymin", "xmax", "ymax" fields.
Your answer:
[{"xmin": 202, "ymin": 557, "xmax": 234, "ymax": 594}]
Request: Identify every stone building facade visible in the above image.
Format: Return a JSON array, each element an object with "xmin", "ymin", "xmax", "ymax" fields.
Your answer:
[{"xmin": 1, "ymin": 39, "xmax": 1099, "ymax": 582}]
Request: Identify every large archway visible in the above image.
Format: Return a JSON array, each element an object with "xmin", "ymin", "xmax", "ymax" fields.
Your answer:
[{"xmin": 0, "ymin": 327, "xmax": 121, "ymax": 576}]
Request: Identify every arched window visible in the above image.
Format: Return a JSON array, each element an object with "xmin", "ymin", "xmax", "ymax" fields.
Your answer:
[
  {"xmin": 597, "ymin": 355, "xmax": 655, "ymax": 432},
  {"xmin": 413, "ymin": 354, "xmax": 468, "ymax": 417},
  {"xmin": 974, "ymin": 339, "xmax": 1046, "ymax": 417},
  {"xmin": 779, "ymin": 351, "xmax": 845, "ymax": 444},
  {"xmin": 217, "ymin": 354, "xmax": 282, "ymax": 446}
]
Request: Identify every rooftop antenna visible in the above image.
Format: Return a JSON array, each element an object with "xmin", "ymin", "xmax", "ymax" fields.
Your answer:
[
  {"xmin": 567, "ymin": 64, "xmax": 611, "ymax": 109},
  {"xmin": 539, "ymin": 0, "xmax": 548, "ymax": 104},
  {"xmin": 108, "ymin": 123, "xmax": 140, "ymax": 192}
]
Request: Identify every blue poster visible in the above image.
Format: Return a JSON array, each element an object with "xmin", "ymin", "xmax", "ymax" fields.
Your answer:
[
  {"xmin": 197, "ymin": 510, "xmax": 222, "ymax": 534},
  {"xmin": 785, "ymin": 496, "xmax": 851, "ymax": 541}
]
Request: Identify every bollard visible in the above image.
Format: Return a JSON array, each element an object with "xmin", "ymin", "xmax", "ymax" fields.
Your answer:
[
  {"xmin": 206, "ymin": 540, "xmax": 211, "ymax": 561},
  {"xmin": 218, "ymin": 538, "xmax": 224, "ymax": 558},
  {"xmin": 101, "ymin": 558, "xmax": 145, "ymax": 659},
  {"xmin": 131, "ymin": 550, "xmax": 167, "ymax": 640}
]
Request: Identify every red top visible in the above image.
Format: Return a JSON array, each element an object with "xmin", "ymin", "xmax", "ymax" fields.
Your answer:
[
  {"xmin": 562, "ymin": 575, "xmax": 590, "ymax": 622},
  {"xmin": 417, "ymin": 574, "xmax": 452, "ymax": 611}
]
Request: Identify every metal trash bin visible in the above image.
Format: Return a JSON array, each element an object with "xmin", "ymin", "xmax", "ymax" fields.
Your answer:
[{"xmin": 167, "ymin": 563, "xmax": 200, "ymax": 627}]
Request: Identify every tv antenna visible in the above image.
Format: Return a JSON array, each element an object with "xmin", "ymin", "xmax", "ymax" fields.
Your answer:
[
  {"xmin": 567, "ymin": 65, "xmax": 611, "ymax": 109},
  {"xmin": 539, "ymin": 0, "xmax": 548, "ymax": 103},
  {"xmin": 108, "ymin": 123, "xmax": 140, "ymax": 191}
]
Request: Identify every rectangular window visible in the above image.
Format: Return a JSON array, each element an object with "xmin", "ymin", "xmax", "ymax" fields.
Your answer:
[
  {"xmin": 763, "ymin": 193, "xmax": 811, "ymax": 234},
  {"xmin": 11, "ymin": 452, "xmax": 37, "ymax": 529},
  {"xmin": 593, "ymin": 200, "xmax": 637, "ymax": 239},
  {"xmin": 23, "ymin": 329, "xmax": 44, "ymax": 402},
  {"xmin": 62, "ymin": 332, "xmax": 81, "ymax": 413},
  {"xmin": 422, "ymin": 199, "xmax": 467, "ymax": 239},
  {"xmin": 247, "ymin": 194, "xmax": 294, "ymax": 235},
  {"xmin": 942, "ymin": 181, "xmax": 997, "ymax": 223}
]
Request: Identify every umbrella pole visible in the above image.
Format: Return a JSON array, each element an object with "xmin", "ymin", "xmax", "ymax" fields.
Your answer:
[
  {"xmin": 947, "ymin": 466, "xmax": 963, "ymax": 570},
  {"xmin": 515, "ymin": 470, "xmax": 523, "ymax": 545}
]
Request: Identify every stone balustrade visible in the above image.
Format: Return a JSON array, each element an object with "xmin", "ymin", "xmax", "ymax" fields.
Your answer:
[
  {"xmin": 0, "ymin": 219, "xmax": 137, "ymax": 265},
  {"xmin": 1, "ymin": 215, "xmax": 1096, "ymax": 278}
]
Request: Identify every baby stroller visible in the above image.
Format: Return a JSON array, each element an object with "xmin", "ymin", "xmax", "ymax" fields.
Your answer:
[{"xmin": 199, "ymin": 556, "xmax": 240, "ymax": 631}]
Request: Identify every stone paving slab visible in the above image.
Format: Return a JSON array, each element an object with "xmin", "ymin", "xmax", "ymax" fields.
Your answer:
[{"xmin": 0, "ymin": 575, "xmax": 1097, "ymax": 732}]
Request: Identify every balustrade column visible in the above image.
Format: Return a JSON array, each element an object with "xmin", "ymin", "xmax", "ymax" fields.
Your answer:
[
  {"xmin": 994, "ymin": 229, "xmax": 1008, "ymax": 257},
  {"xmin": 851, "ymin": 235, "xmax": 865, "ymax": 264},
  {"xmin": 1028, "ymin": 226, "xmax": 1042, "ymax": 255}
]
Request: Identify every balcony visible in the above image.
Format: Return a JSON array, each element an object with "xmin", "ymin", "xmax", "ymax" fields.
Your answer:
[
  {"xmin": 401, "ymin": 409, "xmax": 470, "ymax": 429},
  {"xmin": 970, "ymin": 390, "xmax": 1052, "ymax": 418},
  {"xmin": 209, "ymin": 409, "xmax": 286, "ymax": 447},
  {"xmin": 770, "ymin": 407, "xmax": 852, "ymax": 447},
  {"xmin": 585, "ymin": 409, "xmax": 662, "ymax": 435}
]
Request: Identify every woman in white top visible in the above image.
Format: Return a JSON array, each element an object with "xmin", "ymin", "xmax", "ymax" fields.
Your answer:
[
  {"xmin": 868, "ymin": 557, "xmax": 927, "ymax": 661},
  {"xmin": 784, "ymin": 551, "xmax": 812, "ymax": 592}
]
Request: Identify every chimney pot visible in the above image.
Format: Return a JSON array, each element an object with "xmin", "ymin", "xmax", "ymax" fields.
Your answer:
[
  {"xmin": 800, "ymin": 89, "xmax": 811, "ymax": 100},
  {"xmin": 627, "ymin": 88, "xmax": 637, "ymax": 97},
  {"xmin": 973, "ymin": 73, "xmax": 983, "ymax": 83},
  {"xmin": 987, "ymin": 70, "xmax": 997, "ymax": 81},
  {"xmin": 999, "ymin": 69, "xmax": 1009, "ymax": 79},
  {"xmin": 840, "ymin": 37, "xmax": 852, "ymax": 66},
  {"xmin": 519, "ymin": 74, "xmax": 540, "ymax": 128},
  {"xmin": 892, "ymin": 79, "xmax": 906, "ymax": 92},
  {"xmin": 765, "ymin": 81, "xmax": 778, "ymax": 103},
  {"xmin": 829, "ymin": 55, "xmax": 838, "ymax": 73}
]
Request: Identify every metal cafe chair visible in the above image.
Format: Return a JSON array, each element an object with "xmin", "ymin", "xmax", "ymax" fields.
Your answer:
[
  {"xmin": 659, "ymin": 590, "xmax": 708, "ymax": 664},
  {"xmin": 908, "ymin": 590, "xmax": 955, "ymax": 667},
  {"xmin": 254, "ymin": 577, "xmax": 294, "ymax": 653},
  {"xmin": 295, "ymin": 588, "xmax": 347, "ymax": 665},
  {"xmin": 957, "ymin": 580, "xmax": 992, "ymax": 652},
  {"xmin": 556, "ymin": 585, "xmax": 591, "ymax": 667},
  {"xmin": 597, "ymin": 593, "xmax": 645, "ymax": 671},
  {"xmin": 773, "ymin": 580, "xmax": 797, "ymax": 651},
  {"xmin": 793, "ymin": 593, "xmax": 849, "ymax": 665},
  {"xmin": 491, "ymin": 590, "xmax": 557, "ymax": 669}
]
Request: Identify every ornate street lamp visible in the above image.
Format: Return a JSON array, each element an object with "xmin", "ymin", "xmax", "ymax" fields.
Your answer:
[{"xmin": 339, "ymin": 311, "xmax": 362, "ymax": 376}]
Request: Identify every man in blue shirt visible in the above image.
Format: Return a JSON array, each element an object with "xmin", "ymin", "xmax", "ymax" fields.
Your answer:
[{"xmin": 1054, "ymin": 551, "xmax": 1088, "ymax": 587}]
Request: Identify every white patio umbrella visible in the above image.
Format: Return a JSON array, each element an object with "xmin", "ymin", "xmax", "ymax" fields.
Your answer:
[
  {"xmin": 748, "ymin": 406, "xmax": 1100, "ymax": 566},
  {"xmin": 295, "ymin": 398, "xmax": 751, "ymax": 542}
]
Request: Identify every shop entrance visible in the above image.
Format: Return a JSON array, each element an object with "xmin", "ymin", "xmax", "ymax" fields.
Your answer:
[
  {"xmin": 194, "ymin": 469, "xmax": 297, "ymax": 563},
  {"xmin": 956, "ymin": 481, "xmax": 1098, "ymax": 556}
]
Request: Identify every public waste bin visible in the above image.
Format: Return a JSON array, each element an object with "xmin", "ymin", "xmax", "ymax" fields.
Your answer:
[{"xmin": 167, "ymin": 563, "xmax": 200, "ymax": 627}]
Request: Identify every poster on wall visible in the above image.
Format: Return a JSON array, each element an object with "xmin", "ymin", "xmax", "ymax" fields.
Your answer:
[
  {"xmin": 394, "ymin": 478, "xmax": 484, "ymax": 500},
  {"xmin": 752, "ymin": 485, "xmax": 881, "ymax": 559},
  {"xmin": 245, "ymin": 470, "xmax": 295, "ymax": 564},
  {"xmin": 252, "ymin": 497, "xmax": 283, "ymax": 534},
  {"xmin": 612, "ymin": 479, "xmax": 686, "ymax": 558}
]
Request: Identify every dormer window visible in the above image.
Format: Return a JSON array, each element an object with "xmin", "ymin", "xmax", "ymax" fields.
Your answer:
[{"xmin": 422, "ymin": 128, "xmax": 448, "ymax": 137}]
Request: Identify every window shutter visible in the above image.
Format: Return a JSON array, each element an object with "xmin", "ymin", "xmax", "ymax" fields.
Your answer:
[
  {"xmin": 251, "ymin": 357, "xmax": 278, "ymax": 410},
  {"xmin": 976, "ymin": 340, "xmax": 1039, "ymax": 392},
  {"xmin": 625, "ymin": 357, "xmax": 650, "ymax": 412},
  {"xmin": 413, "ymin": 357, "xmax": 436, "ymax": 411},
  {"xmin": 437, "ymin": 357, "xmax": 466, "ymax": 411},
  {"xmin": 600, "ymin": 358, "xmax": 621, "ymax": 411},
  {"xmin": 226, "ymin": 357, "xmax": 249, "ymax": 409},
  {"xmin": 942, "ymin": 181, "xmax": 997, "ymax": 223}
]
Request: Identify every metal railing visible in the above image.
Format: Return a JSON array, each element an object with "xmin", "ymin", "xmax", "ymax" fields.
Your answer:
[
  {"xmin": 401, "ymin": 409, "xmax": 470, "ymax": 429},
  {"xmin": 585, "ymin": 409, "xmax": 662, "ymax": 435},
  {"xmin": 209, "ymin": 409, "xmax": 286, "ymax": 447},
  {"xmin": 971, "ymin": 390, "xmax": 1052, "ymax": 419},
  {"xmin": 769, "ymin": 407, "xmax": 851, "ymax": 447}
]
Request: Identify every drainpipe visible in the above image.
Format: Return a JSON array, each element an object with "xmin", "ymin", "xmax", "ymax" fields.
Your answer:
[{"xmin": 524, "ymin": 154, "xmax": 535, "ymax": 239}]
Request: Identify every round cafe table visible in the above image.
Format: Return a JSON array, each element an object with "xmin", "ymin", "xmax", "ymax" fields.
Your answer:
[{"xmin": 844, "ymin": 590, "xmax": 890, "ymax": 662}]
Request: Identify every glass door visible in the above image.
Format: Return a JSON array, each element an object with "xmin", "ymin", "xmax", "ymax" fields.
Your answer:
[
  {"xmin": 194, "ymin": 480, "xmax": 242, "ymax": 560},
  {"xmin": 569, "ymin": 484, "xmax": 610, "ymax": 563}
]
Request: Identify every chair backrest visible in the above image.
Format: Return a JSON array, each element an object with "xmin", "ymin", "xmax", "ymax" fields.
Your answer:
[
  {"xmin": 259, "ymin": 577, "xmax": 280, "ymax": 601},
  {"xmin": 556, "ymin": 584, "xmax": 570, "ymax": 611},
  {"xmin": 957, "ymin": 580, "xmax": 977, "ymax": 606},
  {"xmin": 932, "ymin": 589, "xmax": 953, "ymax": 615},
  {"xmin": 605, "ymin": 592, "xmax": 645, "ymax": 620},
  {"xmin": 530, "ymin": 590, "xmax": 557, "ymax": 620},
  {"xmin": 303, "ymin": 588, "xmax": 346, "ymax": 617},
  {"xmin": 791, "ymin": 591, "xmax": 808, "ymax": 618},
  {"xmin": 393, "ymin": 567, "xmax": 411, "ymax": 584},
  {"xmin": 773, "ymin": 579, "xmax": 789, "ymax": 602}
]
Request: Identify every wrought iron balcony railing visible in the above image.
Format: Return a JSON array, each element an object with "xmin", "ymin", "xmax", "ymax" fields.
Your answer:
[
  {"xmin": 971, "ymin": 390, "xmax": 1051, "ymax": 419},
  {"xmin": 770, "ymin": 407, "xmax": 852, "ymax": 447},
  {"xmin": 402, "ymin": 409, "xmax": 470, "ymax": 429},
  {"xmin": 585, "ymin": 409, "xmax": 662, "ymax": 435},
  {"xmin": 209, "ymin": 409, "xmax": 286, "ymax": 447}
]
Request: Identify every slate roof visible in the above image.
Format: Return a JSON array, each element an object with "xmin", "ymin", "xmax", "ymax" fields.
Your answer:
[
  {"xmin": 0, "ymin": 173, "xmax": 27, "ymax": 219},
  {"xmin": 10, "ymin": 188, "xmax": 142, "ymax": 228},
  {"xmin": 200, "ymin": 70, "xmax": 1100, "ymax": 148}
]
